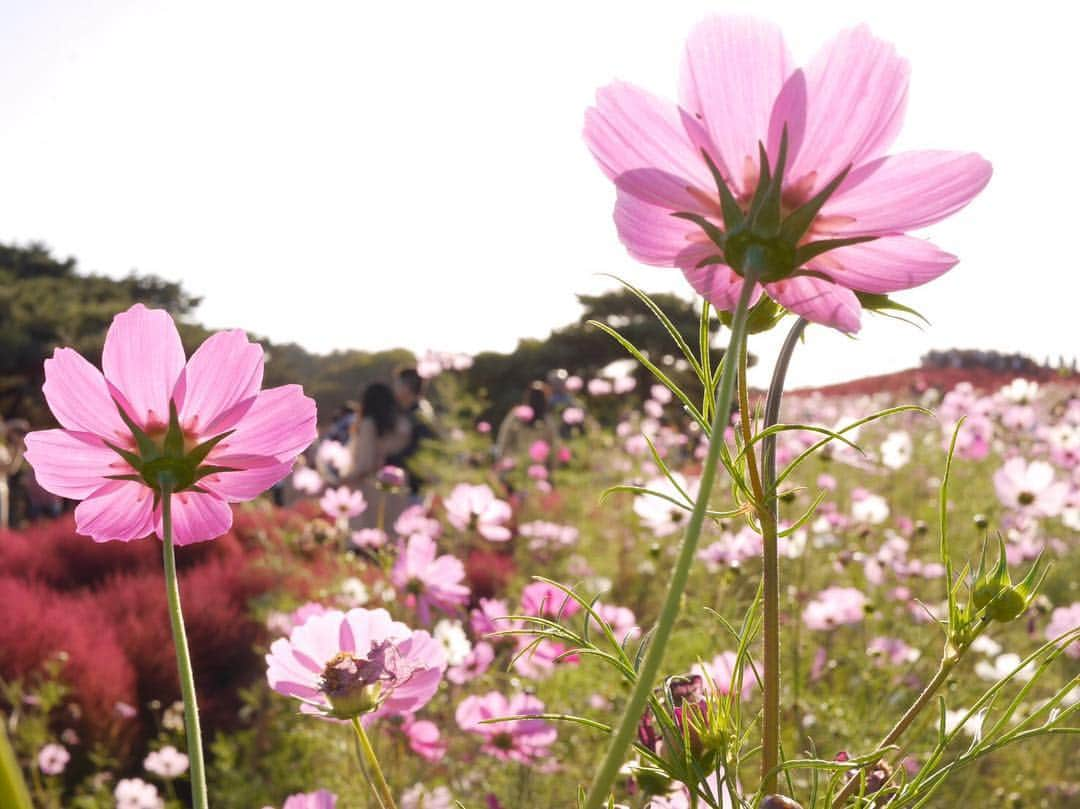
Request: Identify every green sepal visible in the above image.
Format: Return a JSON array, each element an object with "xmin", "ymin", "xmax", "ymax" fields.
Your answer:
[
  {"xmin": 750, "ymin": 127, "xmax": 789, "ymax": 239},
  {"xmin": 792, "ymin": 235, "xmax": 877, "ymax": 266},
  {"xmin": 854, "ymin": 292, "xmax": 930, "ymax": 326},
  {"xmin": 700, "ymin": 149, "xmax": 744, "ymax": 231},
  {"xmin": 779, "ymin": 164, "xmax": 853, "ymax": 246},
  {"xmin": 163, "ymin": 401, "xmax": 185, "ymax": 458},
  {"xmin": 103, "ymin": 440, "xmax": 145, "ymax": 471},
  {"xmin": 192, "ymin": 464, "xmax": 240, "ymax": 483},
  {"xmin": 187, "ymin": 430, "xmax": 235, "ymax": 468},
  {"xmin": 719, "ymin": 295, "xmax": 786, "ymax": 335},
  {"xmin": 112, "ymin": 397, "xmax": 161, "ymax": 461},
  {"xmin": 695, "ymin": 254, "xmax": 728, "ymax": 269},
  {"xmin": 671, "ymin": 212, "xmax": 726, "ymax": 250},
  {"xmin": 745, "ymin": 141, "xmax": 773, "ymax": 226}
]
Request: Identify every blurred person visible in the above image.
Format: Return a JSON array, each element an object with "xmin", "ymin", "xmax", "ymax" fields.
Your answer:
[
  {"xmin": 343, "ymin": 382, "xmax": 412, "ymax": 530},
  {"xmin": 0, "ymin": 418, "xmax": 28, "ymax": 528},
  {"xmin": 388, "ymin": 366, "xmax": 437, "ymax": 499},
  {"xmin": 495, "ymin": 382, "xmax": 558, "ymax": 487}
]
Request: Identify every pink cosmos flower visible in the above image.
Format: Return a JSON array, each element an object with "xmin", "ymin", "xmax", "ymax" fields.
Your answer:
[
  {"xmin": 584, "ymin": 18, "xmax": 991, "ymax": 332},
  {"xmin": 265, "ymin": 607, "xmax": 446, "ymax": 721},
  {"xmin": 282, "ymin": 790, "xmax": 337, "ymax": 809},
  {"xmin": 447, "ymin": 640, "xmax": 495, "ymax": 684},
  {"xmin": 529, "ymin": 440, "xmax": 551, "ymax": 463},
  {"xmin": 114, "ymin": 777, "xmax": 163, "ymax": 809},
  {"xmin": 1045, "ymin": 603, "xmax": 1080, "ymax": 659},
  {"xmin": 37, "ymin": 743, "xmax": 70, "ymax": 775},
  {"xmin": 23, "ymin": 304, "xmax": 316, "ymax": 545},
  {"xmin": 994, "ymin": 458, "xmax": 1069, "ymax": 517},
  {"xmin": 455, "ymin": 692, "xmax": 557, "ymax": 765},
  {"xmin": 395, "ymin": 504, "xmax": 442, "ymax": 538},
  {"xmin": 587, "ymin": 378, "xmax": 613, "ymax": 396},
  {"xmin": 693, "ymin": 651, "xmax": 758, "ymax": 701},
  {"xmin": 470, "ymin": 598, "xmax": 512, "ymax": 638},
  {"xmin": 803, "ymin": 587, "xmax": 868, "ymax": 630},
  {"xmin": 562, "ymin": 407, "xmax": 585, "ymax": 426},
  {"xmin": 144, "ymin": 745, "xmax": 189, "ymax": 779},
  {"xmin": 521, "ymin": 581, "xmax": 582, "ymax": 619},
  {"xmin": 391, "ymin": 533, "xmax": 471, "ymax": 624},
  {"xmin": 867, "ymin": 636, "xmax": 921, "ymax": 667},
  {"xmin": 319, "ymin": 486, "xmax": 367, "ymax": 520},
  {"xmin": 351, "ymin": 528, "xmax": 388, "ymax": 550},
  {"xmin": 444, "ymin": 483, "xmax": 513, "ymax": 541},
  {"xmin": 292, "ymin": 466, "xmax": 324, "ymax": 495},
  {"xmin": 402, "ymin": 715, "xmax": 447, "ymax": 762}
]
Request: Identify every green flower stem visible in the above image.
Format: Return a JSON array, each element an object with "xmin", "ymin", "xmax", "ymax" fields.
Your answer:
[
  {"xmin": 584, "ymin": 266, "xmax": 761, "ymax": 809},
  {"xmin": 0, "ymin": 716, "xmax": 33, "ymax": 809},
  {"xmin": 759, "ymin": 316, "xmax": 807, "ymax": 794},
  {"xmin": 351, "ymin": 717, "xmax": 398, "ymax": 809},
  {"xmin": 831, "ymin": 657, "xmax": 956, "ymax": 808},
  {"xmin": 160, "ymin": 482, "xmax": 209, "ymax": 809}
]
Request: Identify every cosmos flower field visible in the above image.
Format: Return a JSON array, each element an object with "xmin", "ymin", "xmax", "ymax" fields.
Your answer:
[{"xmin": 2, "ymin": 13, "xmax": 1078, "ymax": 809}]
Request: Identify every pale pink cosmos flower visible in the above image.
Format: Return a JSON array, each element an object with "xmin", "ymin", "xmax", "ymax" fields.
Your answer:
[
  {"xmin": 587, "ymin": 378, "xmax": 613, "ymax": 396},
  {"xmin": 994, "ymin": 457, "xmax": 1069, "ymax": 517},
  {"xmin": 265, "ymin": 607, "xmax": 446, "ymax": 721},
  {"xmin": 402, "ymin": 715, "xmax": 447, "ymax": 762},
  {"xmin": 282, "ymin": 790, "xmax": 337, "ymax": 809},
  {"xmin": 37, "ymin": 743, "xmax": 70, "ymax": 775},
  {"xmin": 562, "ymin": 407, "xmax": 586, "ymax": 426},
  {"xmin": 144, "ymin": 745, "xmax": 189, "ymax": 779},
  {"xmin": 351, "ymin": 528, "xmax": 388, "ymax": 550},
  {"xmin": 443, "ymin": 483, "xmax": 513, "ymax": 541},
  {"xmin": 693, "ymin": 651, "xmax": 758, "ymax": 701},
  {"xmin": 114, "ymin": 777, "xmax": 163, "ymax": 809},
  {"xmin": 584, "ymin": 18, "xmax": 991, "ymax": 332},
  {"xmin": 470, "ymin": 598, "xmax": 512, "ymax": 638},
  {"xmin": 455, "ymin": 692, "xmax": 557, "ymax": 765},
  {"xmin": 23, "ymin": 304, "xmax": 316, "ymax": 545},
  {"xmin": 447, "ymin": 640, "xmax": 495, "ymax": 684},
  {"xmin": 803, "ymin": 587, "xmax": 868, "ymax": 630},
  {"xmin": 529, "ymin": 440, "xmax": 551, "ymax": 463},
  {"xmin": 867, "ymin": 636, "xmax": 921, "ymax": 667},
  {"xmin": 319, "ymin": 486, "xmax": 367, "ymax": 520},
  {"xmin": 1045, "ymin": 603, "xmax": 1080, "ymax": 659},
  {"xmin": 395, "ymin": 504, "xmax": 442, "ymax": 538},
  {"xmin": 391, "ymin": 533, "xmax": 470, "ymax": 624},
  {"xmin": 401, "ymin": 785, "xmax": 455, "ymax": 809},
  {"xmin": 292, "ymin": 466, "xmax": 324, "ymax": 495},
  {"xmin": 521, "ymin": 581, "xmax": 582, "ymax": 619}
]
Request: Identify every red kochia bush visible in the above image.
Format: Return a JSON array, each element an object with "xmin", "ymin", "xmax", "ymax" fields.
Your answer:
[{"xmin": 0, "ymin": 504, "xmax": 338, "ymax": 764}]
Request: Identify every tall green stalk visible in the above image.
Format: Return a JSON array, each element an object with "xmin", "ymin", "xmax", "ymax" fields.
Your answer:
[
  {"xmin": 160, "ymin": 482, "xmax": 209, "ymax": 809},
  {"xmin": 583, "ymin": 264, "xmax": 761, "ymax": 809},
  {"xmin": 759, "ymin": 316, "xmax": 807, "ymax": 794},
  {"xmin": 352, "ymin": 717, "xmax": 398, "ymax": 809}
]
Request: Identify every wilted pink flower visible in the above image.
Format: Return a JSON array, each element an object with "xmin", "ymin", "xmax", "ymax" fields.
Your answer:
[
  {"xmin": 803, "ymin": 587, "xmax": 868, "ymax": 630},
  {"xmin": 444, "ymin": 483, "xmax": 513, "ymax": 541},
  {"xmin": 994, "ymin": 458, "xmax": 1069, "ymax": 517},
  {"xmin": 584, "ymin": 18, "xmax": 990, "ymax": 332},
  {"xmin": 144, "ymin": 745, "xmax": 189, "ymax": 778},
  {"xmin": 114, "ymin": 777, "xmax": 163, "ymax": 809},
  {"xmin": 23, "ymin": 304, "xmax": 316, "ymax": 545},
  {"xmin": 456, "ymin": 692, "xmax": 557, "ymax": 764},
  {"xmin": 265, "ymin": 607, "xmax": 446, "ymax": 721},
  {"xmin": 1045, "ymin": 603, "xmax": 1080, "ymax": 659},
  {"xmin": 292, "ymin": 466, "xmax": 324, "ymax": 495},
  {"xmin": 282, "ymin": 790, "xmax": 337, "ymax": 809},
  {"xmin": 38, "ymin": 743, "xmax": 70, "ymax": 775},
  {"xmin": 319, "ymin": 486, "xmax": 367, "ymax": 520},
  {"xmin": 391, "ymin": 533, "xmax": 470, "ymax": 623}
]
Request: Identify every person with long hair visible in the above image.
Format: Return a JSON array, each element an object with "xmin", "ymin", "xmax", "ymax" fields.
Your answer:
[{"xmin": 342, "ymin": 382, "xmax": 412, "ymax": 530}]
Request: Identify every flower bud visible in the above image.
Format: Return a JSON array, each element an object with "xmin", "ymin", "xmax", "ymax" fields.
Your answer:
[{"xmin": 761, "ymin": 796, "xmax": 804, "ymax": 809}]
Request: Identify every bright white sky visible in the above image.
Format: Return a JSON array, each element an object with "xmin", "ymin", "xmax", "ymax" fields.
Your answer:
[{"xmin": 1, "ymin": 1, "xmax": 1076, "ymax": 388}]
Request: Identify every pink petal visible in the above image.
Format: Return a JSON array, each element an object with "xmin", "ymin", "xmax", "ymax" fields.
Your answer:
[
  {"xmin": 74, "ymin": 480, "xmax": 156, "ymax": 542},
  {"xmin": 213, "ymin": 385, "xmax": 317, "ymax": 462},
  {"xmin": 679, "ymin": 245, "xmax": 763, "ymax": 311},
  {"xmin": 822, "ymin": 150, "xmax": 992, "ymax": 236},
  {"xmin": 810, "ymin": 236, "xmax": 958, "ymax": 294},
  {"xmin": 198, "ymin": 460, "xmax": 295, "ymax": 503},
  {"xmin": 613, "ymin": 191, "xmax": 706, "ymax": 266},
  {"xmin": 177, "ymin": 330, "xmax": 264, "ymax": 437},
  {"xmin": 42, "ymin": 348, "xmax": 129, "ymax": 442},
  {"xmin": 22, "ymin": 429, "xmax": 125, "ymax": 499},
  {"xmin": 785, "ymin": 26, "xmax": 908, "ymax": 193},
  {"xmin": 765, "ymin": 276, "xmax": 862, "ymax": 332},
  {"xmin": 679, "ymin": 16, "xmax": 792, "ymax": 194},
  {"xmin": 157, "ymin": 490, "xmax": 233, "ymax": 546},
  {"xmin": 102, "ymin": 304, "xmax": 186, "ymax": 431},
  {"xmin": 585, "ymin": 81, "xmax": 713, "ymax": 210}
]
